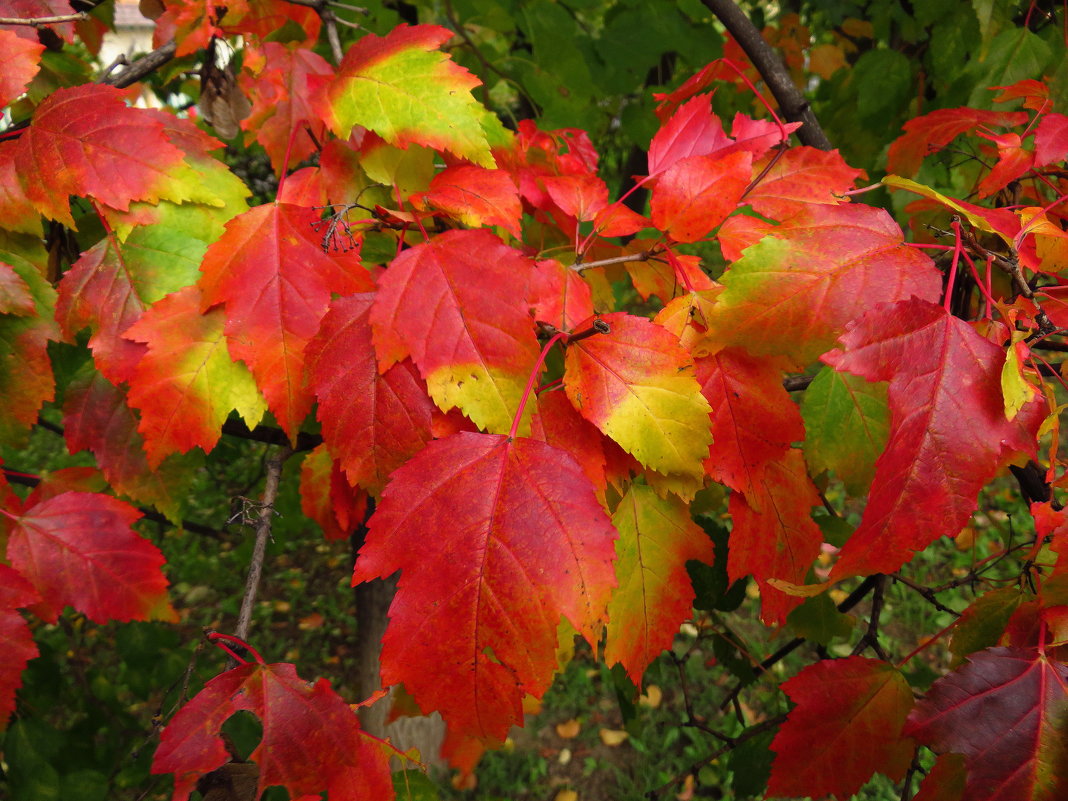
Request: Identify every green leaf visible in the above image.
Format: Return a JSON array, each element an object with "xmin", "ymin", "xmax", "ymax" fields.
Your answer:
[
  {"xmin": 801, "ymin": 366, "xmax": 889, "ymax": 494},
  {"xmin": 853, "ymin": 49, "xmax": 913, "ymax": 126},
  {"xmin": 787, "ymin": 594, "xmax": 855, "ymax": 646}
]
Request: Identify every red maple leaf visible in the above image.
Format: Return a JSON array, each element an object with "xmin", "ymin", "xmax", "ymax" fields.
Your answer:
[
  {"xmin": 825, "ymin": 298, "xmax": 1042, "ymax": 580},
  {"xmin": 416, "ymin": 164, "xmax": 522, "ymax": 238},
  {"xmin": 152, "ymin": 661, "xmax": 393, "ymax": 801},
  {"xmin": 239, "ymin": 43, "xmax": 332, "ymax": 174},
  {"xmin": 768, "ymin": 656, "xmax": 916, "ymax": 798},
  {"xmin": 3, "ymin": 492, "xmax": 176, "ymax": 624},
  {"xmin": 727, "ymin": 449, "xmax": 823, "ymax": 625},
  {"xmin": 695, "ymin": 348, "xmax": 803, "ymax": 498},
  {"xmin": 0, "ymin": 29, "xmax": 42, "ymax": 108},
  {"xmin": 528, "ymin": 258, "xmax": 595, "ymax": 333},
  {"xmin": 887, "ymin": 107, "xmax": 1030, "ymax": 177},
  {"xmin": 702, "ymin": 204, "xmax": 943, "ymax": 368},
  {"xmin": 299, "ymin": 444, "xmax": 368, "ymax": 541},
  {"xmin": 906, "ymin": 647, "xmax": 1068, "ymax": 801},
  {"xmin": 305, "ymin": 293, "xmax": 435, "ymax": 496},
  {"xmin": 351, "ymin": 432, "xmax": 618, "ymax": 740},
  {"xmin": 744, "ymin": 146, "xmax": 865, "ymax": 220},
  {"xmin": 370, "ymin": 228, "xmax": 541, "ymax": 435},
  {"xmin": 198, "ymin": 202, "xmax": 374, "ymax": 440},
  {"xmin": 0, "ymin": 564, "xmax": 39, "ymax": 731},
  {"xmin": 650, "ymin": 150, "xmax": 752, "ymax": 243},
  {"xmin": 13, "ymin": 85, "xmax": 190, "ymax": 227}
]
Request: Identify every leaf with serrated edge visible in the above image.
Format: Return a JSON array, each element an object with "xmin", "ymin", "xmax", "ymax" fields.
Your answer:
[
  {"xmin": 605, "ymin": 485, "xmax": 713, "ymax": 684},
  {"xmin": 152, "ymin": 662, "xmax": 392, "ymax": 801},
  {"xmin": 4, "ymin": 492, "xmax": 176, "ymax": 624},
  {"xmin": 0, "ymin": 564, "xmax": 39, "ymax": 731},
  {"xmin": 768, "ymin": 656, "xmax": 915, "ymax": 798},
  {"xmin": 370, "ymin": 229, "xmax": 540, "ymax": 436},
  {"xmin": 702, "ymin": 204, "xmax": 942, "ymax": 368},
  {"xmin": 352, "ymin": 432, "xmax": 617, "ymax": 741},
  {"xmin": 825, "ymin": 298, "xmax": 1041, "ymax": 580},
  {"xmin": 320, "ymin": 24, "xmax": 492, "ymax": 166},
  {"xmin": 564, "ymin": 312, "xmax": 711, "ymax": 479},
  {"xmin": 906, "ymin": 647, "xmax": 1068, "ymax": 801}
]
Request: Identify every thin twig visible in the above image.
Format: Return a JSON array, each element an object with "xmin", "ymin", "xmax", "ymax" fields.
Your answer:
[
  {"xmin": 890, "ymin": 573, "xmax": 961, "ymax": 617},
  {"xmin": 100, "ymin": 40, "xmax": 178, "ymax": 88},
  {"xmin": 570, "ymin": 248, "xmax": 663, "ymax": 273},
  {"xmin": 234, "ymin": 446, "xmax": 292, "ymax": 643},
  {"xmin": 701, "ymin": 0, "xmax": 832, "ymax": 151},
  {"xmin": 0, "ymin": 12, "xmax": 87, "ymax": 24},
  {"xmin": 851, "ymin": 574, "xmax": 888, "ymax": 659},
  {"xmin": 322, "ymin": 8, "xmax": 344, "ymax": 62}
]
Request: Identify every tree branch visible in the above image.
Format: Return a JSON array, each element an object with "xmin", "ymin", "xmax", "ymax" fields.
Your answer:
[
  {"xmin": 0, "ymin": 12, "xmax": 87, "ymax": 24},
  {"xmin": 701, "ymin": 0, "xmax": 832, "ymax": 151},
  {"xmin": 100, "ymin": 40, "xmax": 177, "ymax": 88},
  {"xmin": 234, "ymin": 446, "xmax": 292, "ymax": 643}
]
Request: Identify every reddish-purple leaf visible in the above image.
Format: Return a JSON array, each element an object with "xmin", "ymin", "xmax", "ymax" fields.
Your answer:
[
  {"xmin": 0, "ymin": 564, "xmax": 39, "ymax": 731},
  {"xmin": 906, "ymin": 647, "xmax": 1068, "ymax": 801}
]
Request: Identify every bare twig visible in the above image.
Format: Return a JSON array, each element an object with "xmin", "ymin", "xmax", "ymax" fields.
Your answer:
[
  {"xmin": 891, "ymin": 573, "xmax": 961, "ymax": 617},
  {"xmin": 851, "ymin": 574, "xmax": 889, "ymax": 659},
  {"xmin": 100, "ymin": 40, "xmax": 178, "ymax": 88},
  {"xmin": 701, "ymin": 0, "xmax": 832, "ymax": 151},
  {"xmin": 234, "ymin": 446, "xmax": 292, "ymax": 643},
  {"xmin": 323, "ymin": 8, "xmax": 344, "ymax": 62},
  {"xmin": 570, "ymin": 248, "xmax": 663, "ymax": 273},
  {"xmin": 0, "ymin": 11, "xmax": 87, "ymax": 25}
]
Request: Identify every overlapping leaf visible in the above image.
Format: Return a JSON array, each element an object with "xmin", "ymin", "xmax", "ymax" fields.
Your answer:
[
  {"xmin": 0, "ymin": 564, "xmax": 38, "ymax": 731},
  {"xmin": 825, "ymin": 299, "xmax": 1042, "ymax": 579},
  {"xmin": 695, "ymin": 348, "xmax": 803, "ymax": 499},
  {"xmin": 305, "ymin": 293, "xmax": 435, "ymax": 496},
  {"xmin": 12, "ymin": 85, "xmax": 191, "ymax": 227},
  {"xmin": 0, "ymin": 28, "xmax": 41, "ymax": 108},
  {"xmin": 198, "ymin": 202, "xmax": 374, "ymax": 440},
  {"xmin": 299, "ymin": 444, "xmax": 367, "ymax": 542},
  {"xmin": 152, "ymin": 661, "xmax": 393, "ymax": 801},
  {"xmin": 3, "ymin": 491, "xmax": 176, "ymax": 624},
  {"xmin": 769, "ymin": 656, "xmax": 915, "ymax": 798},
  {"xmin": 370, "ymin": 229, "xmax": 540, "ymax": 435},
  {"xmin": 906, "ymin": 647, "xmax": 1068, "ymax": 801},
  {"xmin": 727, "ymin": 449, "xmax": 823, "ymax": 625},
  {"xmin": 351, "ymin": 432, "xmax": 618, "ymax": 740},
  {"xmin": 239, "ymin": 43, "xmax": 333, "ymax": 174},
  {"xmin": 319, "ymin": 24, "xmax": 493, "ymax": 166},
  {"xmin": 800, "ymin": 365, "xmax": 889, "ymax": 494},
  {"xmin": 650, "ymin": 150, "xmax": 752, "ymax": 243},
  {"xmin": 605, "ymin": 485, "xmax": 713, "ymax": 684},
  {"xmin": 0, "ymin": 248, "xmax": 58, "ymax": 446},
  {"xmin": 702, "ymin": 204, "xmax": 942, "ymax": 368},
  {"xmin": 418, "ymin": 165, "xmax": 522, "ymax": 238},
  {"xmin": 563, "ymin": 312, "xmax": 712, "ymax": 479},
  {"xmin": 63, "ymin": 367, "xmax": 197, "ymax": 521},
  {"xmin": 887, "ymin": 107, "xmax": 1030, "ymax": 177},
  {"xmin": 124, "ymin": 285, "xmax": 266, "ymax": 468},
  {"xmin": 528, "ymin": 258, "xmax": 595, "ymax": 333},
  {"xmin": 744, "ymin": 147, "xmax": 864, "ymax": 220},
  {"xmin": 56, "ymin": 227, "xmax": 205, "ymax": 384}
]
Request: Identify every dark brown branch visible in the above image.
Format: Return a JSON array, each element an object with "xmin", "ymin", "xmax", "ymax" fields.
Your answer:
[
  {"xmin": 221, "ymin": 418, "xmax": 321, "ymax": 451},
  {"xmin": 783, "ymin": 374, "xmax": 814, "ymax": 392},
  {"xmin": 234, "ymin": 446, "xmax": 291, "ymax": 643},
  {"xmin": 890, "ymin": 573, "xmax": 960, "ymax": 617},
  {"xmin": 701, "ymin": 0, "xmax": 832, "ymax": 151},
  {"xmin": 851, "ymin": 574, "xmax": 888, "ymax": 660},
  {"xmin": 100, "ymin": 40, "xmax": 177, "ymax": 88}
]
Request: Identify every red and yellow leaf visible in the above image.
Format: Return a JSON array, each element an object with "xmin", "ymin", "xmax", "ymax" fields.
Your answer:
[
  {"xmin": 351, "ymin": 432, "xmax": 617, "ymax": 740},
  {"xmin": 563, "ymin": 312, "xmax": 712, "ymax": 479},
  {"xmin": 198, "ymin": 202, "xmax": 373, "ymax": 440},
  {"xmin": 417, "ymin": 165, "xmax": 522, "ymax": 238},
  {"xmin": 13, "ymin": 85, "xmax": 190, "ymax": 227},
  {"xmin": 319, "ymin": 24, "xmax": 493, "ymax": 166},
  {"xmin": 906, "ymin": 647, "xmax": 1068, "ymax": 801},
  {"xmin": 370, "ymin": 229, "xmax": 540, "ymax": 435},
  {"xmin": 768, "ymin": 656, "xmax": 915, "ymax": 798},
  {"xmin": 702, "ymin": 204, "xmax": 942, "ymax": 368},
  {"xmin": 3, "ymin": 491, "xmax": 176, "ymax": 624},
  {"xmin": 152, "ymin": 661, "xmax": 393, "ymax": 801},
  {"xmin": 650, "ymin": 151, "xmax": 752, "ymax": 243},
  {"xmin": 124, "ymin": 286, "xmax": 266, "ymax": 468},
  {"xmin": 744, "ymin": 147, "xmax": 864, "ymax": 220},
  {"xmin": 299, "ymin": 444, "xmax": 368, "ymax": 542},
  {"xmin": 605, "ymin": 485, "xmax": 713, "ymax": 684}
]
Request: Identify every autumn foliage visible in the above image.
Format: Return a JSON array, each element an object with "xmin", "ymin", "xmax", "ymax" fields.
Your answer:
[{"xmin": 2, "ymin": 0, "xmax": 1068, "ymax": 799}]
